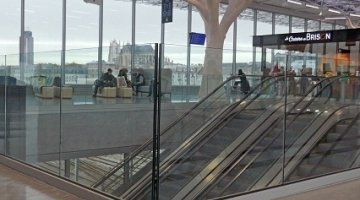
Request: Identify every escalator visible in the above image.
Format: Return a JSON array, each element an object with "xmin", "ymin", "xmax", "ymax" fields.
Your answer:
[
  {"xmin": 118, "ymin": 77, "xmax": 336, "ymax": 200},
  {"xmin": 93, "ymin": 75, "xmax": 352, "ymax": 200},
  {"xmin": 92, "ymin": 76, "xmax": 283, "ymax": 196}
]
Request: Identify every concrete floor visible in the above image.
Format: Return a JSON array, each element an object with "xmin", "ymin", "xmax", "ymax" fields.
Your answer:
[
  {"xmin": 0, "ymin": 164, "xmax": 83, "ymax": 200},
  {"xmin": 278, "ymin": 179, "xmax": 360, "ymax": 200}
]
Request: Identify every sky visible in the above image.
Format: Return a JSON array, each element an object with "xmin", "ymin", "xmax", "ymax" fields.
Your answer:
[{"xmin": 0, "ymin": 0, "xmax": 258, "ymax": 64}]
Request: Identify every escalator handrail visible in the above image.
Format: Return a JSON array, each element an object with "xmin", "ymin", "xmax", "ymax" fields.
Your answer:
[{"xmin": 92, "ymin": 75, "xmax": 274, "ymax": 188}]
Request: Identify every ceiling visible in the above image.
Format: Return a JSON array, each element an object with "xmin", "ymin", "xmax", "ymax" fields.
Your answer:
[
  {"xmin": 121, "ymin": 0, "xmax": 360, "ymax": 28},
  {"xmin": 250, "ymin": 0, "xmax": 360, "ymax": 26}
]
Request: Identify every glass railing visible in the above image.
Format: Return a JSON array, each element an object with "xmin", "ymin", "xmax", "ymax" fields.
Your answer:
[
  {"xmin": 0, "ymin": 54, "xmax": 5, "ymax": 155},
  {"xmin": 1, "ymin": 44, "xmax": 360, "ymax": 200}
]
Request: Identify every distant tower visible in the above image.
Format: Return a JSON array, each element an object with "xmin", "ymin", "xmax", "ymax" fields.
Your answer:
[
  {"xmin": 108, "ymin": 40, "xmax": 120, "ymax": 64},
  {"xmin": 19, "ymin": 31, "xmax": 34, "ymax": 65}
]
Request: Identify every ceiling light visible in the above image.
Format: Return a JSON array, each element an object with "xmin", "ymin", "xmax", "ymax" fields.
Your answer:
[
  {"xmin": 305, "ymin": 4, "xmax": 320, "ymax": 9},
  {"xmin": 324, "ymin": 17, "xmax": 346, "ymax": 20},
  {"xmin": 328, "ymin": 9, "xmax": 341, "ymax": 14},
  {"xmin": 287, "ymin": 0, "xmax": 302, "ymax": 5},
  {"xmin": 350, "ymin": 13, "xmax": 360, "ymax": 18}
]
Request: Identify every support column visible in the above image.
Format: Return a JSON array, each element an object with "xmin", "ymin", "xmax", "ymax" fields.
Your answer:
[
  {"xmin": 186, "ymin": 5, "xmax": 192, "ymax": 101},
  {"xmin": 64, "ymin": 159, "xmax": 71, "ymax": 178},
  {"xmin": 98, "ymin": 0, "xmax": 104, "ymax": 79},
  {"xmin": 61, "ymin": 0, "xmax": 66, "ymax": 85},
  {"xmin": 232, "ymin": 19, "xmax": 237, "ymax": 75},
  {"xmin": 124, "ymin": 153, "xmax": 130, "ymax": 185},
  {"xmin": 131, "ymin": 0, "xmax": 136, "ymax": 72},
  {"xmin": 20, "ymin": 0, "xmax": 25, "ymax": 81}
]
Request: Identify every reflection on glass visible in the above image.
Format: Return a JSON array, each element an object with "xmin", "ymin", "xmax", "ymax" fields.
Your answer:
[
  {"xmin": 321, "ymin": 22, "xmax": 334, "ymax": 30},
  {"xmin": 307, "ymin": 20, "xmax": 320, "ymax": 32},
  {"xmin": 275, "ymin": 14, "xmax": 289, "ymax": 34},
  {"xmin": 257, "ymin": 10, "xmax": 272, "ymax": 35},
  {"xmin": 292, "ymin": 17, "xmax": 305, "ymax": 33}
]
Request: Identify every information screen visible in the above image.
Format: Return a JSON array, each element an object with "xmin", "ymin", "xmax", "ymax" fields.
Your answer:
[{"xmin": 189, "ymin": 32, "xmax": 206, "ymax": 45}]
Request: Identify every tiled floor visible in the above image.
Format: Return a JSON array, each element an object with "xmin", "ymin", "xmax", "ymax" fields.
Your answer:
[
  {"xmin": 278, "ymin": 179, "xmax": 360, "ymax": 200},
  {"xmin": 0, "ymin": 164, "xmax": 83, "ymax": 200}
]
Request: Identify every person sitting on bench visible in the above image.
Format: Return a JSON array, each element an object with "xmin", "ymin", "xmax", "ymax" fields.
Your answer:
[{"xmin": 93, "ymin": 68, "xmax": 116, "ymax": 97}]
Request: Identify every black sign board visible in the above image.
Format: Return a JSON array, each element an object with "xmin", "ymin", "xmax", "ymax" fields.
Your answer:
[
  {"xmin": 282, "ymin": 31, "xmax": 333, "ymax": 44},
  {"xmin": 162, "ymin": 0, "xmax": 173, "ymax": 23},
  {"xmin": 254, "ymin": 28, "xmax": 360, "ymax": 47}
]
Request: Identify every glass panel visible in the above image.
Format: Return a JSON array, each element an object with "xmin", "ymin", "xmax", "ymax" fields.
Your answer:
[
  {"xmin": 104, "ymin": 0, "xmax": 132, "ymax": 49},
  {"xmin": 257, "ymin": 11, "xmax": 272, "ymax": 35},
  {"xmin": 292, "ymin": 17, "xmax": 305, "ymax": 33},
  {"xmin": 0, "ymin": 55, "xmax": 6, "ymax": 154},
  {"xmin": 25, "ymin": 0, "xmax": 62, "ymax": 52},
  {"xmin": 164, "ymin": 3, "xmax": 187, "ymax": 45},
  {"xmin": 67, "ymin": 0, "xmax": 99, "ymax": 49},
  {"xmin": 0, "ymin": 0, "xmax": 20, "ymax": 54},
  {"xmin": 335, "ymin": 25, "xmax": 346, "ymax": 30},
  {"xmin": 236, "ymin": 9, "xmax": 254, "ymax": 76},
  {"xmin": 321, "ymin": 22, "xmax": 333, "ymax": 30},
  {"xmin": 275, "ymin": 14, "xmax": 289, "ymax": 34},
  {"xmin": 136, "ymin": 1, "xmax": 161, "ymax": 44},
  {"xmin": 307, "ymin": 20, "xmax": 320, "ymax": 32},
  {"xmin": 5, "ymin": 51, "xmax": 61, "ymax": 176}
]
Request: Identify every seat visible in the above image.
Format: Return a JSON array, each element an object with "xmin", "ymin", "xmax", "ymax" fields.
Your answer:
[
  {"xmin": 133, "ymin": 68, "xmax": 172, "ymax": 98},
  {"xmin": 30, "ymin": 76, "xmax": 55, "ymax": 99},
  {"xmin": 134, "ymin": 69, "xmax": 153, "ymax": 96},
  {"xmin": 53, "ymin": 77, "xmax": 74, "ymax": 99},
  {"xmin": 97, "ymin": 87, "xmax": 116, "ymax": 98},
  {"xmin": 117, "ymin": 87, "xmax": 132, "ymax": 98}
]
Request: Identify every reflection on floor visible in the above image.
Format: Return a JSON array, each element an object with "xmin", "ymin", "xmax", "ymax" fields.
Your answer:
[
  {"xmin": 0, "ymin": 164, "xmax": 83, "ymax": 200},
  {"xmin": 277, "ymin": 178, "xmax": 360, "ymax": 200}
]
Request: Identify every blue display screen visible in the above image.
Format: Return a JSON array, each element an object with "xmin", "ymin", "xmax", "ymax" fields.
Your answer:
[{"xmin": 189, "ymin": 32, "xmax": 206, "ymax": 45}]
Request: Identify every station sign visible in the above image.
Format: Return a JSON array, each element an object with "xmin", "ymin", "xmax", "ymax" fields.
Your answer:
[
  {"xmin": 162, "ymin": 0, "xmax": 173, "ymax": 23},
  {"xmin": 283, "ymin": 31, "xmax": 333, "ymax": 44}
]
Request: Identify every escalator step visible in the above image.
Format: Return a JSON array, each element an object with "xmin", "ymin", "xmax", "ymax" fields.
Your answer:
[
  {"xmin": 335, "ymin": 124, "xmax": 348, "ymax": 133},
  {"xmin": 226, "ymin": 119, "xmax": 253, "ymax": 130},
  {"xmin": 235, "ymin": 112, "xmax": 260, "ymax": 120},
  {"xmin": 159, "ymin": 181, "xmax": 181, "ymax": 200}
]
